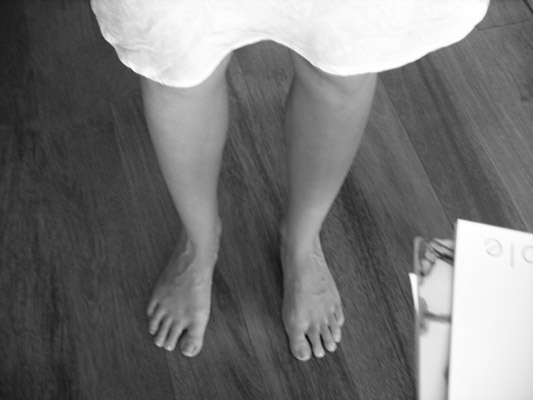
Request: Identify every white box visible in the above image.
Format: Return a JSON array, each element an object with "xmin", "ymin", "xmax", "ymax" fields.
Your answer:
[{"xmin": 448, "ymin": 220, "xmax": 533, "ymax": 400}]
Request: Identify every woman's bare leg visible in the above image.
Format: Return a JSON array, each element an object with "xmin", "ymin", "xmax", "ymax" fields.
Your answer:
[
  {"xmin": 141, "ymin": 54, "xmax": 232, "ymax": 357},
  {"xmin": 281, "ymin": 51, "xmax": 377, "ymax": 361}
]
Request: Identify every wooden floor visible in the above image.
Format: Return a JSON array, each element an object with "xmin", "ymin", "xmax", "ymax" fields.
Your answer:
[{"xmin": 1, "ymin": 1, "xmax": 532, "ymax": 399}]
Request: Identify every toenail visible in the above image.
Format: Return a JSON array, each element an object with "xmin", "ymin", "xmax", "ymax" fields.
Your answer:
[
  {"xmin": 316, "ymin": 350, "xmax": 325, "ymax": 358},
  {"xmin": 182, "ymin": 344, "xmax": 196, "ymax": 357},
  {"xmin": 327, "ymin": 343, "xmax": 337, "ymax": 352},
  {"xmin": 166, "ymin": 345, "xmax": 174, "ymax": 351},
  {"xmin": 297, "ymin": 349, "xmax": 311, "ymax": 360}
]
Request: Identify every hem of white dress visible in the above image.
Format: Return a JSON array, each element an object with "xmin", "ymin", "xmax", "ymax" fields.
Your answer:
[
  {"xmin": 298, "ymin": 1, "xmax": 489, "ymax": 78},
  {"xmin": 113, "ymin": 1, "xmax": 489, "ymax": 88}
]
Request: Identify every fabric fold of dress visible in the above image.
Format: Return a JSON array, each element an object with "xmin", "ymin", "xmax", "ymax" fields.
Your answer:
[{"xmin": 91, "ymin": 0, "xmax": 490, "ymax": 87}]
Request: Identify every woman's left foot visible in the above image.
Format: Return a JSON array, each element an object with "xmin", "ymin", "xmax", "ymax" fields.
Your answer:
[{"xmin": 280, "ymin": 230, "xmax": 345, "ymax": 361}]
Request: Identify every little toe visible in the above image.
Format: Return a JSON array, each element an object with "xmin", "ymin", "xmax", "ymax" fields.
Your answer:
[
  {"xmin": 320, "ymin": 324, "xmax": 337, "ymax": 353},
  {"xmin": 288, "ymin": 330, "xmax": 312, "ymax": 361},
  {"xmin": 154, "ymin": 317, "xmax": 173, "ymax": 347},
  {"xmin": 164, "ymin": 323, "xmax": 184, "ymax": 352},
  {"xmin": 307, "ymin": 327, "xmax": 325, "ymax": 358},
  {"xmin": 328, "ymin": 315, "xmax": 342, "ymax": 343},
  {"xmin": 180, "ymin": 322, "xmax": 206, "ymax": 357},
  {"xmin": 146, "ymin": 298, "xmax": 158, "ymax": 317},
  {"xmin": 148, "ymin": 307, "xmax": 166, "ymax": 335},
  {"xmin": 334, "ymin": 305, "xmax": 345, "ymax": 327}
]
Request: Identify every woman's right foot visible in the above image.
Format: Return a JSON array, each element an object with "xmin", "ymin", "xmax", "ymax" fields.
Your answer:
[{"xmin": 146, "ymin": 221, "xmax": 221, "ymax": 357}]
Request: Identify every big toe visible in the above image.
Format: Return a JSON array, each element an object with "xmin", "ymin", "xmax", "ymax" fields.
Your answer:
[
  {"xmin": 288, "ymin": 331, "xmax": 312, "ymax": 361},
  {"xmin": 180, "ymin": 322, "xmax": 206, "ymax": 357}
]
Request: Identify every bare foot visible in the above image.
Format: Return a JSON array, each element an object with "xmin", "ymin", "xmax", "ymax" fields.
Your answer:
[
  {"xmin": 281, "ymin": 230, "xmax": 345, "ymax": 361},
  {"xmin": 146, "ymin": 222, "xmax": 221, "ymax": 357}
]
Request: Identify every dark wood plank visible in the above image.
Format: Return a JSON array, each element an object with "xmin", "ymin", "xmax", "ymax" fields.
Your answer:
[
  {"xmin": 381, "ymin": 23, "xmax": 533, "ymax": 231},
  {"xmin": 477, "ymin": 0, "xmax": 533, "ymax": 30},
  {"xmin": 381, "ymin": 64, "xmax": 525, "ymax": 231},
  {"xmin": 0, "ymin": 1, "xmax": 175, "ymax": 399},
  {"xmin": 466, "ymin": 23, "xmax": 533, "ymax": 226}
]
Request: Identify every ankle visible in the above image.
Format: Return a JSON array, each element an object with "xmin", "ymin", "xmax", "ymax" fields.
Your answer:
[
  {"xmin": 280, "ymin": 221, "xmax": 321, "ymax": 262},
  {"xmin": 183, "ymin": 217, "xmax": 222, "ymax": 259},
  {"xmin": 280, "ymin": 216, "xmax": 320, "ymax": 242}
]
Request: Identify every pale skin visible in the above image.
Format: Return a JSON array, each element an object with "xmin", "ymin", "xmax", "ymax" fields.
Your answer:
[{"xmin": 143, "ymin": 51, "xmax": 377, "ymax": 360}]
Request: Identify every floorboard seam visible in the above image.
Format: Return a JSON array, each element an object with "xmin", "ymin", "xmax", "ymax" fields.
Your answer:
[
  {"xmin": 476, "ymin": 18, "xmax": 533, "ymax": 31},
  {"xmin": 378, "ymin": 76, "xmax": 454, "ymax": 230}
]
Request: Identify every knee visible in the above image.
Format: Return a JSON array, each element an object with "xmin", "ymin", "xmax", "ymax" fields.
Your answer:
[{"xmin": 290, "ymin": 51, "xmax": 377, "ymax": 104}]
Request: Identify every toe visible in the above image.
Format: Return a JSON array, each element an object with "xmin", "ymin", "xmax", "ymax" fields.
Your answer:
[
  {"xmin": 328, "ymin": 315, "xmax": 342, "ymax": 343},
  {"xmin": 147, "ymin": 297, "xmax": 158, "ymax": 317},
  {"xmin": 164, "ymin": 323, "xmax": 184, "ymax": 352},
  {"xmin": 180, "ymin": 320, "xmax": 207, "ymax": 357},
  {"xmin": 334, "ymin": 305, "xmax": 345, "ymax": 326},
  {"xmin": 288, "ymin": 329, "xmax": 312, "ymax": 361},
  {"xmin": 320, "ymin": 324, "xmax": 337, "ymax": 353},
  {"xmin": 149, "ymin": 307, "xmax": 166, "ymax": 335},
  {"xmin": 154, "ymin": 317, "xmax": 173, "ymax": 347},
  {"xmin": 307, "ymin": 326, "xmax": 325, "ymax": 358}
]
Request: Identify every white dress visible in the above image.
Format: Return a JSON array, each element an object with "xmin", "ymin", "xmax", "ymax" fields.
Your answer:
[{"xmin": 91, "ymin": 0, "xmax": 490, "ymax": 87}]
